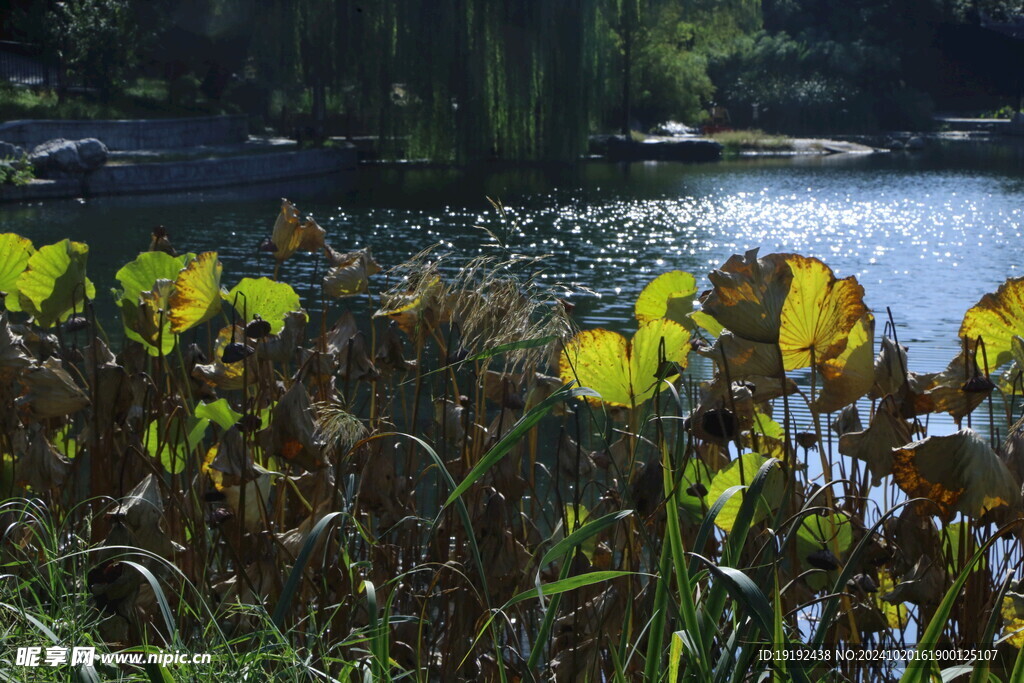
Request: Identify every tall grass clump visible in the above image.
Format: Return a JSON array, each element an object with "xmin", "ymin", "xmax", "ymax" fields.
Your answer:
[{"xmin": 2, "ymin": 206, "xmax": 1024, "ymax": 682}]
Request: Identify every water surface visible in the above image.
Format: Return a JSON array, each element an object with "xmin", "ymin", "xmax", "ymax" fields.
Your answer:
[{"xmin": 6, "ymin": 139, "xmax": 1024, "ymax": 386}]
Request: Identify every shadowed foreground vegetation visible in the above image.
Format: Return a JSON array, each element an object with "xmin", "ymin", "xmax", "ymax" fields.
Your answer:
[{"xmin": 6, "ymin": 201, "xmax": 1024, "ymax": 681}]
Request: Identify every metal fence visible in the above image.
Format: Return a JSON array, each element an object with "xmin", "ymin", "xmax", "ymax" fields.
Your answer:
[{"xmin": 0, "ymin": 41, "xmax": 58, "ymax": 88}]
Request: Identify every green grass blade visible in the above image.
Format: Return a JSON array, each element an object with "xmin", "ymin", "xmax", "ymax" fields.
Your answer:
[
  {"xmin": 538, "ymin": 509, "xmax": 633, "ymax": 569},
  {"xmin": 901, "ymin": 521, "xmax": 1015, "ymax": 683},
  {"xmin": 272, "ymin": 511, "xmax": 345, "ymax": 629},
  {"xmin": 444, "ymin": 384, "xmax": 592, "ymax": 507}
]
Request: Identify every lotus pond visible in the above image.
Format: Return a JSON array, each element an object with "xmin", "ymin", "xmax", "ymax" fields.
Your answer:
[{"xmin": 3, "ymin": 144, "xmax": 1024, "ymax": 681}]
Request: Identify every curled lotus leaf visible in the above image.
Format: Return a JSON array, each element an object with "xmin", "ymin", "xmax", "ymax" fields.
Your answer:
[
  {"xmin": 634, "ymin": 270, "xmax": 696, "ymax": 326},
  {"xmin": 17, "ymin": 357, "xmax": 90, "ymax": 420},
  {"xmin": 777, "ymin": 255, "xmax": 868, "ymax": 371},
  {"xmin": 870, "ymin": 336, "xmax": 909, "ymax": 399},
  {"xmin": 322, "ymin": 246, "xmax": 381, "ymax": 298},
  {"xmin": 374, "ymin": 275, "xmax": 444, "ymax": 339},
  {"xmin": 838, "ymin": 400, "xmax": 912, "ymax": 486},
  {"xmin": 168, "ymin": 252, "xmax": 223, "ymax": 334},
  {"xmin": 258, "ymin": 381, "xmax": 326, "ymax": 471},
  {"xmin": 701, "ymin": 249, "xmax": 792, "ymax": 344},
  {"xmin": 907, "ymin": 346, "xmax": 992, "ymax": 423},
  {"xmin": 0, "ymin": 313, "xmax": 31, "ymax": 381},
  {"xmin": 702, "ymin": 331, "xmax": 782, "ymax": 379},
  {"xmin": 0, "ymin": 233, "xmax": 34, "ymax": 309},
  {"xmin": 15, "ymin": 239, "xmax": 96, "ymax": 328},
  {"xmin": 227, "ymin": 277, "xmax": 305, "ymax": 335},
  {"xmin": 15, "ymin": 427, "xmax": 70, "ymax": 492},
  {"xmin": 115, "ymin": 251, "xmax": 191, "ymax": 355},
  {"xmin": 688, "ymin": 310, "xmax": 724, "ymax": 338},
  {"xmin": 271, "ymin": 198, "xmax": 326, "ymax": 262},
  {"xmin": 812, "ymin": 313, "xmax": 875, "ymax": 413},
  {"xmin": 559, "ymin": 318, "xmax": 690, "ymax": 409},
  {"xmin": 959, "ymin": 277, "xmax": 1024, "ymax": 370},
  {"xmin": 257, "ymin": 310, "xmax": 307, "ymax": 363},
  {"xmin": 192, "ymin": 325, "xmax": 254, "ymax": 390},
  {"xmin": 891, "ymin": 428, "xmax": 1019, "ymax": 519},
  {"xmin": 134, "ymin": 279, "xmax": 175, "ymax": 353}
]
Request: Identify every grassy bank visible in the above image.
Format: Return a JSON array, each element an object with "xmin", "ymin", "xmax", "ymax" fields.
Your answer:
[
  {"xmin": 711, "ymin": 128, "xmax": 793, "ymax": 153},
  {"xmin": 2, "ymin": 205, "xmax": 1024, "ymax": 681}
]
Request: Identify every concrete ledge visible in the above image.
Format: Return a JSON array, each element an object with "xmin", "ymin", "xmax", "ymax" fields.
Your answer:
[
  {"xmin": 0, "ymin": 145, "xmax": 356, "ymax": 202},
  {"xmin": 590, "ymin": 134, "xmax": 723, "ymax": 162},
  {"xmin": 0, "ymin": 115, "xmax": 248, "ymax": 151}
]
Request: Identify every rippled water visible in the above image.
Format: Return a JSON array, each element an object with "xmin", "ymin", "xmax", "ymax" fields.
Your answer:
[{"xmin": 6, "ymin": 140, "xmax": 1024, "ymax": 386}]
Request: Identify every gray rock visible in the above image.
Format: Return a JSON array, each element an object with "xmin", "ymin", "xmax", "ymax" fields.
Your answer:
[
  {"xmin": 905, "ymin": 136, "xmax": 925, "ymax": 151},
  {"xmin": 30, "ymin": 138, "xmax": 108, "ymax": 176},
  {"xmin": 0, "ymin": 141, "xmax": 25, "ymax": 160}
]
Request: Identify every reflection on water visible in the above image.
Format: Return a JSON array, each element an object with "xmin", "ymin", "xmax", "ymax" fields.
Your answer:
[{"xmin": 5, "ymin": 140, "xmax": 1024, "ymax": 433}]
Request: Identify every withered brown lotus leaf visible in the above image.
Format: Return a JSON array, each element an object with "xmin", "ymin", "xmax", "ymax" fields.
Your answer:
[
  {"xmin": 336, "ymin": 331, "xmax": 377, "ymax": 382},
  {"xmin": 959, "ymin": 277, "xmax": 1024, "ymax": 370},
  {"xmin": 703, "ymin": 331, "xmax": 782, "ymax": 379},
  {"xmin": 812, "ymin": 313, "xmax": 875, "ymax": 413},
  {"xmin": 0, "ymin": 313, "xmax": 31, "ymax": 381},
  {"xmin": 882, "ymin": 556, "xmax": 945, "ymax": 606},
  {"xmin": 192, "ymin": 325, "xmax": 254, "ymax": 391},
  {"xmin": 891, "ymin": 429, "xmax": 1018, "ymax": 519},
  {"xmin": 701, "ymin": 249, "xmax": 792, "ymax": 344},
  {"xmin": 18, "ymin": 357, "xmax": 90, "ymax": 419},
  {"xmin": 373, "ymin": 276, "xmax": 443, "ymax": 340},
  {"xmin": 15, "ymin": 427, "xmax": 70, "ymax": 491},
  {"xmin": 374, "ymin": 321, "xmax": 411, "ymax": 373},
  {"xmin": 220, "ymin": 472, "xmax": 272, "ymax": 533},
  {"xmin": 322, "ymin": 246, "xmax": 381, "ymax": 298},
  {"xmin": 831, "ymin": 404, "xmax": 863, "ymax": 437},
  {"xmin": 110, "ymin": 473, "xmax": 175, "ymax": 558},
  {"xmin": 871, "ymin": 336, "xmax": 909, "ymax": 399},
  {"xmin": 257, "ymin": 310, "xmax": 306, "ymax": 363},
  {"xmin": 271, "ymin": 199, "xmax": 326, "ymax": 262},
  {"xmin": 908, "ymin": 347, "xmax": 992, "ymax": 423},
  {"xmin": 483, "ymin": 371, "xmax": 525, "ymax": 409},
  {"xmin": 258, "ymin": 381, "xmax": 325, "ymax": 471},
  {"xmin": 838, "ymin": 401, "xmax": 912, "ymax": 486},
  {"xmin": 84, "ymin": 340, "xmax": 130, "ymax": 427}
]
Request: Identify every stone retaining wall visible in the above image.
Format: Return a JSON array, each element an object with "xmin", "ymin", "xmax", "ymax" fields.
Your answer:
[
  {"xmin": 0, "ymin": 145, "xmax": 356, "ymax": 202},
  {"xmin": 0, "ymin": 115, "xmax": 248, "ymax": 151}
]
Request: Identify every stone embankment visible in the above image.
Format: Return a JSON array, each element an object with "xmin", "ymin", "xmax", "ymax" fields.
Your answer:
[{"xmin": 0, "ymin": 116, "xmax": 356, "ymax": 202}]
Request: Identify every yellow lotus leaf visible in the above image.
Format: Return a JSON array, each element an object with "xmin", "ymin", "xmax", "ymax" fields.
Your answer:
[
  {"xmin": 323, "ymin": 247, "xmax": 381, "ymax": 298},
  {"xmin": 701, "ymin": 249, "xmax": 792, "ymax": 344},
  {"xmin": 812, "ymin": 313, "xmax": 875, "ymax": 413},
  {"xmin": 778, "ymin": 255, "xmax": 868, "ymax": 371},
  {"xmin": 635, "ymin": 270, "xmax": 697, "ymax": 325},
  {"xmin": 838, "ymin": 400, "xmax": 912, "ymax": 485},
  {"xmin": 891, "ymin": 429, "xmax": 1019, "ymax": 519},
  {"xmin": 559, "ymin": 318, "xmax": 690, "ymax": 408},
  {"xmin": 959, "ymin": 277, "xmax": 1024, "ymax": 369},
  {"xmin": 688, "ymin": 310, "xmax": 724, "ymax": 338},
  {"xmin": 168, "ymin": 252, "xmax": 223, "ymax": 334},
  {"xmin": 271, "ymin": 199, "xmax": 326, "ymax": 262},
  {"xmin": 0, "ymin": 233, "xmax": 34, "ymax": 310}
]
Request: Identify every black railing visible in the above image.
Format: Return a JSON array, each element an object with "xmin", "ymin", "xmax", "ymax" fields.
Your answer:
[{"xmin": 0, "ymin": 41, "xmax": 58, "ymax": 88}]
